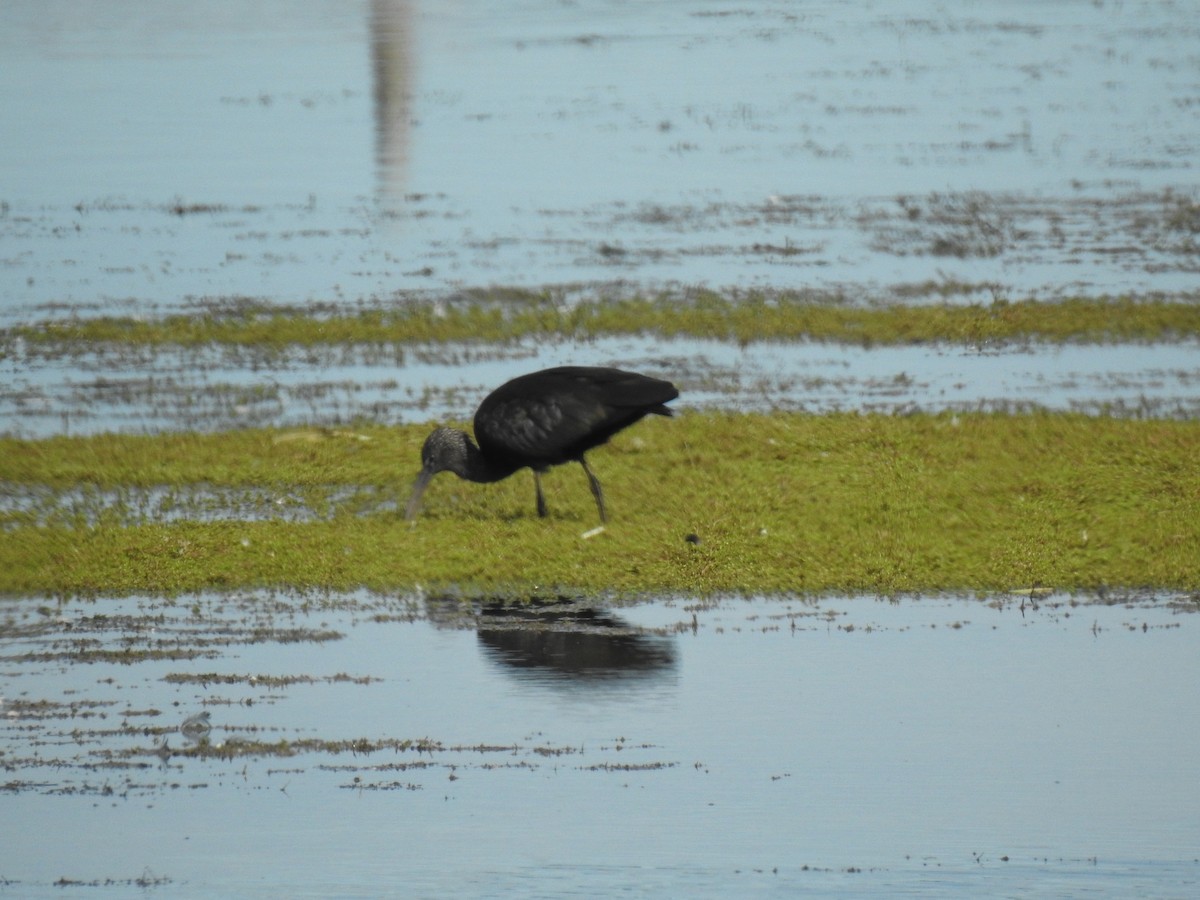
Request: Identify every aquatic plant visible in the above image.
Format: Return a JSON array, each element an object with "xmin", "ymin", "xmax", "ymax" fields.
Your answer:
[
  {"xmin": 8, "ymin": 291, "xmax": 1200, "ymax": 349},
  {"xmin": 3, "ymin": 412, "xmax": 1196, "ymax": 597}
]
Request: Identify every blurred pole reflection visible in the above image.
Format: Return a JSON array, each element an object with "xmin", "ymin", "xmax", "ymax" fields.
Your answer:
[{"xmin": 370, "ymin": 0, "xmax": 412, "ymax": 208}]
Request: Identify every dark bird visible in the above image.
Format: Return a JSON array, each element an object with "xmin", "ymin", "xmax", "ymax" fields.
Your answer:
[{"xmin": 405, "ymin": 366, "xmax": 678, "ymax": 523}]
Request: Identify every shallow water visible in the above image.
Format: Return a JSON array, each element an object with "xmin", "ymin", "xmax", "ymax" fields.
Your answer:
[
  {"xmin": 1, "ymin": 591, "xmax": 1198, "ymax": 896},
  {"xmin": 5, "ymin": 336, "xmax": 1199, "ymax": 437},
  {"xmin": 2, "ymin": 0, "xmax": 1199, "ymax": 328},
  {"xmin": 4, "ymin": 0, "xmax": 1198, "ymax": 439}
]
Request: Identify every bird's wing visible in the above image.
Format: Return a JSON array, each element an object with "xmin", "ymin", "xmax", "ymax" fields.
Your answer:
[
  {"xmin": 475, "ymin": 395, "xmax": 594, "ymax": 464},
  {"xmin": 574, "ymin": 366, "xmax": 679, "ymax": 412},
  {"xmin": 474, "ymin": 367, "xmax": 678, "ymax": 465}
]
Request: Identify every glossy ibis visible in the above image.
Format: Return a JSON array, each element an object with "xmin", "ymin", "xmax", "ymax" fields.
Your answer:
[{"xmin": 405, "ymin": 366, "xmax": 678, "ymax": 523}]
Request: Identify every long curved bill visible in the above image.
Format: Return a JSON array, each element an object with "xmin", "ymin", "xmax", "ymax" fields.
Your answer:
[{"xmin": 404, "ymin": 468, "xmax": 435, "ymax": 520}]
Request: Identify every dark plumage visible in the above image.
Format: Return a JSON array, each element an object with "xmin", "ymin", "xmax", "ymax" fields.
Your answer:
[{"xmin": 405, "ymin": 366, "xmax": 678, "ymax": 522}]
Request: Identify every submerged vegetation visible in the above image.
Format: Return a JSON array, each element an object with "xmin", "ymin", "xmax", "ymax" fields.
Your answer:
[
  {"xmin": 7, "ymin": 290, "xmax": 1200, "ymax": 349},
  {"xmin": 3, "ymin": 412, "xmax": 1196, "ymax": 597}
]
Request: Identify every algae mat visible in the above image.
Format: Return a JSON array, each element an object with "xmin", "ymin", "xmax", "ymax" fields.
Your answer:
[{"xmin": 3, "ymin": 412, "xmax": 1196, "ymax": 597}]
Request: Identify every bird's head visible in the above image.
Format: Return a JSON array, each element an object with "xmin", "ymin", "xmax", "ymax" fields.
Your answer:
[{"xmin": 405, "ymin": 427, "xmax": 471, "ymax": 520}]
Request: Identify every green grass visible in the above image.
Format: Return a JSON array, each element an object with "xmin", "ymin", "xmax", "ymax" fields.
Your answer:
[
  {"xmin": 7, "ymin": 291, "xmax": 1200, "ymax": 349},
  {"xmin": 3, "ymin": 412, "xmax": 1196, "ymax": 598}
]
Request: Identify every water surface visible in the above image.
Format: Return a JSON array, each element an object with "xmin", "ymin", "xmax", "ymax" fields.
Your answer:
[
  {"xmin": 2, "ymin": 591, "xmax": 1198, "ymax": 896},
  {"xmin": 2, "ymin": 0, "xmax": 1198, "ymax": 326}
]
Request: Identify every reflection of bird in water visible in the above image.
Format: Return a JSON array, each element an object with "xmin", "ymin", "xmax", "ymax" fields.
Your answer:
[
  {"xmin": 180, "ymin": 711, "xmax": 212, "ymax": 744},
  {"xmin": 477, "ymin": 601, "xmax": 676, "ymax": 683},
  {"xmin": 406, "ymin": 367, "xmax": 678, "ymax": 523}
]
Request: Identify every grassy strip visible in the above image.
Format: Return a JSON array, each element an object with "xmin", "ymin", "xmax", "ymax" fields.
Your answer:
[
  {"xmin": 2, "ymin": 412, "xmax": 1197, "ymax": 598},
  {"xmin": 7, "ymin": 292, "xmax": 1200, "ymax": 348}
]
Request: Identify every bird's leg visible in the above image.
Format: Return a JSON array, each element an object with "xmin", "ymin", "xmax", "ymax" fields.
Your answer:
[
  {"xmin": 579, "ymin": 456, "xmax": 607, "ymax": 523},
  {"xmin": 534, "ymin": 470, "xmax": 548, "ymax": 518}
]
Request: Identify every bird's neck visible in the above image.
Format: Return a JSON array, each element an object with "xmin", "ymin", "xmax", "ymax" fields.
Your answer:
[{"xmin": 459, "ymin": 434, "xmax": 519, "ymax": 484}]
